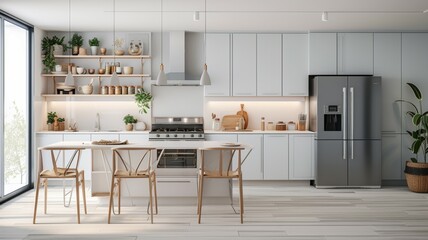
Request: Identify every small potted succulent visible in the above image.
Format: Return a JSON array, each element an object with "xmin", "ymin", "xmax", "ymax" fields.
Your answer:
[
  {"xmin": 123, "ymin": 114, "xmax": 137, "ymax": 131},
  {"xmin": 69, "ymin": 33, "xmax": 83, "ymax": 55},
  {"xmin": 46, "ymin": 111, "xmax": 57, "ymax": 131},
  {"xmin": 88, "ymin": 37, "xmax": 100, "ymax": 55}
]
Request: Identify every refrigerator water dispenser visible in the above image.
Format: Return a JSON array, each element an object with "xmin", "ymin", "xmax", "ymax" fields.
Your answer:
[{"xmin": 324, "ymin": 105, "xmax": 341, "ymax": 131}]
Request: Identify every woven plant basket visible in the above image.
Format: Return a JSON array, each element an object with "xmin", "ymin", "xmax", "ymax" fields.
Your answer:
[{"xmin": 404, "ymin": 161, "xmax": 428, "ymax": 193}]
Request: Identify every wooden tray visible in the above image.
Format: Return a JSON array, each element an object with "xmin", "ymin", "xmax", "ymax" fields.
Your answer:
[
  {"xmin": 92, "ymin": 140, "xmax": 128, "ymax": 145},
  {"xmin": 221, "ymin": 115, "xmax": 244, "ymax": 130}
]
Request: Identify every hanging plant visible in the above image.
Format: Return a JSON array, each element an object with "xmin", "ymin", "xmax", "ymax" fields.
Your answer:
[{"xmin": 135, "ymin": 89, "xmax": 153, "ymax": 114}]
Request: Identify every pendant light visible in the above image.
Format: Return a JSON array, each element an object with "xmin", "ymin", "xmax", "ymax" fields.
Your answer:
[
  {"xmin": 156, "ymin": 0, "xmax": 167, "ymax": 85},
  {"xmin": 64, "ymin": 0, "xmax": 74, "ymax": 86},
  {"xmin": 200, "ymin": 0, "xmax": 211, "ymax": 85},
  {"xmin": 110, "ymin": 0, "xmax": 120, "ymax": 86}
]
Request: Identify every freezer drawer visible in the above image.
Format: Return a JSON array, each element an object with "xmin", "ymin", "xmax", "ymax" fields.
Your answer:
[
  {"xmin": 316, "ymin": 140, "xmax": 348, "ymax": 187},
  {"xmin": 348, "ymin": 140, "xmax": 381, "ymax": 187}
]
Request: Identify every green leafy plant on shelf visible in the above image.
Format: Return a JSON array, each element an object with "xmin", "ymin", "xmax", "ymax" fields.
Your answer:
[
  {"xmin": 88, "ymin": 37, "xmax": 100, "ymax": 47},
  {"xmin": 46, "ymin": 112, "xmax": 57, "ymax": 124},
  {"xmin": 135, "ymin": 89, "xmax": 153, "ymax": 114},
  {"xmin": 69, "ymin": 33, "xmax": 83, "ymax": 47},
  {"xmin": 123, "ymin": 114, "xmax": 137, "ymax": 124},
  {"xmin": 41, "ymin": 35, "xmax": 66, "ymax": 73}
]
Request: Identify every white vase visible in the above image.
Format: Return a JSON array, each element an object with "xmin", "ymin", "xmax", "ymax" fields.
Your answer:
[{"xmin": 90, "ymin": 46, "xmax": 98, "ymax": 55}]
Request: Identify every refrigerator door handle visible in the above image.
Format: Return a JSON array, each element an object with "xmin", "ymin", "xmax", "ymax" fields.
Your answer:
[
  {"xmin": 343, "ymin": 87, "xmax": 347, "ymax": 160},
  {"xmin": 350, "ymin": 87, "xmax": 354, "ymax": 159}
]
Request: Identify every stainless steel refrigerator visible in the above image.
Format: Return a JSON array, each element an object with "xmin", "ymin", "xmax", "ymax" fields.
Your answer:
[{"xmin": 309, "ymin": 76, "xmax": 382, "ymax": 188}]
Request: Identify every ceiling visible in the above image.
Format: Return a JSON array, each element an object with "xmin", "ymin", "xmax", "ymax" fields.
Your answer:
[{"xmin": 1, "ymin": 0, "xmax": 428, "ymax": 32}]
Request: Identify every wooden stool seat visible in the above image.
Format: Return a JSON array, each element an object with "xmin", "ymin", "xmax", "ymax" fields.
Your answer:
[
  {"xmin": 197, "ymin": 147, "xmax": 245, "ymax": 224},
  {"xmin": 108, "ymin": 147, "xmax": 158, "ymax": 224},
  {"xmin": 33, "ymin": 147, "xmax": 87, "ymax": 224}
]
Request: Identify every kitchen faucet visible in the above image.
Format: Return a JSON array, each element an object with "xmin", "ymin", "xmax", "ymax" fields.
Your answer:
[{"xmin": 95, "ymin": 113, "xmax": 100, "ymax": 132}]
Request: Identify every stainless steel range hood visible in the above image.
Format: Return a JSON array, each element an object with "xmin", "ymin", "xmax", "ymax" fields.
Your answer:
[{"xmin": 166, "ymin": 31, "xmax": 186, "ymax": 81}]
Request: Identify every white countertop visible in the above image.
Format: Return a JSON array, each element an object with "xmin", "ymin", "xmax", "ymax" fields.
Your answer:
[
  {"xmin": 204, "ymin": 130, "xmax": 314, "ymax": 134},
  {"xmin": 36, "ymin": 130, "xmax": 150, "ymax": 134},
  {"xmin": 42, "ymin": 141, "xmax": 251, "ymax": 150}
]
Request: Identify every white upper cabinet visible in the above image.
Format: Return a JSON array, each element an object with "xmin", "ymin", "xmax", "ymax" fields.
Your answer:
[
  {"xmin": 337, "ymin": 33, "xmax": 374, "ymax": 75},
  {"xmin": 402, "ymin": 33, "xmax": 428, "ymax": 136},
  {"xmin": 374, "ymin": 33, "xmax": 402, "ymax": 133},
  {"xmin": 232, "ymin": 34, "xmax": 257, "ymax": 96},
  {"xmin": 309, "ymin": 33, "xmax": 337, "ymax": 75},
  {"xmin": 283, "ymin": 34, "xmax": 309, "ymax": 96},
  {"xmin": 204, "ymin": 34, "xmax": 231, "ymax": 96},
  {"xmin": 257, "ymin": 34, "xmax": 282, "ymax": 96}
]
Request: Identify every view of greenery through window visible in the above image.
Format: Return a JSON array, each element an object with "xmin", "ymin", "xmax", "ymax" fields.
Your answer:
[{"xmin": 3, "ymin": 20, "xmax": 29, "ymax": 195}]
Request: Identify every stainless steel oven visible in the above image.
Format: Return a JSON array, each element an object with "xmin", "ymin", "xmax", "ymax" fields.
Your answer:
[{"xmin": 157, "ymin": 149, "xmax": 197, "ymax": 169}]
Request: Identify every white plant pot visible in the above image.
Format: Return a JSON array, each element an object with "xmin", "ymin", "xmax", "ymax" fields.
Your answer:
[
  {"xmin": 53, "ymin": 44, "xmax": 63, "ymax": 55},
  {"xmin": 90, "ymin": 46, "xmax": 98, "ymax": 55}
]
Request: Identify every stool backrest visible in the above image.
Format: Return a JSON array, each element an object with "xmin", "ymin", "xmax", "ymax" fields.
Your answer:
[
  {"xmin": 112, "ymin": 147, "xmax": 156, "ymax": 175},
  {"xmin": 199, "ymin": 147, "xmax": 245, "ymax": 176},
  {"xmin": 38, "ymin": 147, "xmax": 84, "ymax": 176}
]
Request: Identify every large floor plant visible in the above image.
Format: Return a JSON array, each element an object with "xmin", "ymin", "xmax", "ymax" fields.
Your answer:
[{"xmin": 397, "ymin": 82, "xmax": 428, "ymax": 192}]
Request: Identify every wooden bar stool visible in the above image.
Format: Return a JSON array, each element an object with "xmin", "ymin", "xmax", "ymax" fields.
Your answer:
[
  {"xmin": 33, "ymin": 147, "xmax": 87, "ymax": 224},
  {"xmin": 108, "ymin": 147, "xmax": 158, "ymax": 224},
  {"xmin": 197, "ymin": 146, "xmax": 245, "ymax": 224}
]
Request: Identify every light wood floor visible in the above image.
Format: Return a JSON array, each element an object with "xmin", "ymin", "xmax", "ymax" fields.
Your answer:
[{"xmin": 1, "ymin": 182, "xmax": 428, "ymax": 240}]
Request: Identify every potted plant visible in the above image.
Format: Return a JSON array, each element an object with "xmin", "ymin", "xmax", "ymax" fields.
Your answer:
[
  {"xmin": 123, "ymin": 114, "xmax": 137, "ymax": 131},
  {"xmin": 88, "ymin": 37, "xmax": 100, "ymax": 55},
  {"xmin": 397, "ymin": 82, "xmax": 428, "ymax": 193},
  {"xmin": 135, "ymin": 88, "xmax": 153, "ymax": 114},
  {"xmin": 69, "ymin": 33, "xmax": 83, "ymax": 55},
  {"xmin": 46, "ymin": 111, "xmax": 57, "ymax": 131},
  {"xmin": 42, "ymin": 35, "xmax": 66, "ymax": 73},
  {"xmin": 58, "ymin": 117, "xmax": 65, "ymax": 131}
]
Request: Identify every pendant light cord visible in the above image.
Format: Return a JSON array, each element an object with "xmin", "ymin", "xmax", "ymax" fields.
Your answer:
[
  {"xmin": 68, "ymin": 0, "xmax": 71, "ymax": 67},
  {"xmin": 161, "ymin": 0, "xmax": 163, "ymax": 65},
  {"xmin": 204, "ymin": 0, "xmax": 207, "ymax": 64},
  {"xmin": 113, "ymin": 0, "xmax": 116, "ymax": 66}
]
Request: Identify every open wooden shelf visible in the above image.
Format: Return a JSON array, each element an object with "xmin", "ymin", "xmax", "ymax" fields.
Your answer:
[
  {"xmin": 42, "ymin": 73, "xmax": 150, "ymax": 77},
  {"xmin": 54, "ymin": 54, "xmax": 151, "ymax": 59}
]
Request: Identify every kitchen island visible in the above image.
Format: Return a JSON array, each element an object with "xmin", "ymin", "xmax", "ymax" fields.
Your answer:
[{"xmin": 38, "ymin": 140, "xmax": 252, "ymax": 202}]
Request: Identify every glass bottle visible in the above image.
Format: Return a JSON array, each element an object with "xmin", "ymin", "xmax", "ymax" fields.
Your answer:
[{"xmin": 261, "ymin": 117, "xmax": 265, "ymax": 131}]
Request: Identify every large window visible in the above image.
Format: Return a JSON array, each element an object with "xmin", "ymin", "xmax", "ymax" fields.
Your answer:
[{"xmin": 0, "ymin": 12, "xmax": 33, "ymax": 203}]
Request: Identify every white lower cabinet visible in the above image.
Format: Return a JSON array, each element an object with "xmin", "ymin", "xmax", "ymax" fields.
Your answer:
[
  {"xmin": 119, "ymin": 133, "xmax": 149, "ymax": 142},
  {"xmin": 289, "ymin": 135, "xmax": 314, "ymax": 180},
  {"xmin": 263, "ymin": 135, "xmax": 289, "ymax": 180},
  {"xmin": 237, "ymin": 134, "xmax": 263, "ymax": 180}
]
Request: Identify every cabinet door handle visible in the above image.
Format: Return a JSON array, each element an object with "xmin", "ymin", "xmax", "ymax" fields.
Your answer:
[{"xmin": 350, "ymin": 87, "xmax": 354, "ymax": 160}]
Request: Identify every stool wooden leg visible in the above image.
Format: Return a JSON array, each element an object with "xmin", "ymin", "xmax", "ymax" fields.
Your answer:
[
  {"xmin": 153, "ymin": 173, "xmax": 158, "ymax": 214},
  {"xmin": 197, "ymin": 174, "xmax": 201, "ymax": 215},
  {"xmin": 108, "ymin": 175, "xmax": 115, "ymax": 224},
  {"xmin": 43, "ymin": 179, "xmax": 48, "ymax": 214},
  {"xmin": 148, "ymin": 176, "xmax": 154, "ymax": 224},
  {"xmin": 80, "ymin": 171, "xmax": 87, "ymax": 214},
  {"xmin": 118, "ymin": 178, "xmax": 121, "ymax": 215},
  {"xmin": 238, "ymin": 176, "xmax": 244, "ymax": 224},
  {"xmin": 33, "ymin": 175, "xmax": 41, "ymax": 224},
  {"xmin": 198, "ymin": 175, "xmax": 204, "ymax": 224},
  {"xmin": 75, "ymin": 175, "xmax": 81, "ymax": 224}
]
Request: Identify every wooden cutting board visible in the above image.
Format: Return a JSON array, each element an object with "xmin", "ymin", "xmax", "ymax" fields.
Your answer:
[
  {"xmin": 221, "ymin": 115, "xmax": 244, "ymax": 130},
  {"xmin": 236, "ymin": 104, "xmax": 249, "ymax": 129}
]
